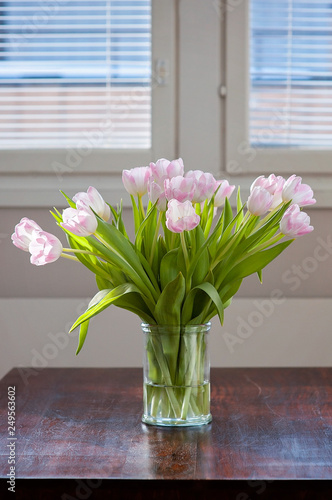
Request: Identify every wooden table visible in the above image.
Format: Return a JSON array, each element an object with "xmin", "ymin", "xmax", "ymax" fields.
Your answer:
[{"xmin": 0, "ymin": 367, "xmax": 331, "ymax": 499}]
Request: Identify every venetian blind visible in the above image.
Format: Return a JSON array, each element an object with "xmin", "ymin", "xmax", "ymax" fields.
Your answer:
[
  {"xmin": 250, "ymin": 0, "xmax": 332, "ymax": 148},
  {"xmin": 0, "ymin": 0, "xmax": 151, "ymax": 148}
]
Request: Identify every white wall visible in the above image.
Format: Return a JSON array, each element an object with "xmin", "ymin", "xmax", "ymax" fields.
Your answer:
[
  {"xmin": 1, "ymin": 298, "xmax": 331, "ymax": 381},
  {"xmin": 1, "ymin": 0, "xmax": 331, "ymax": 376}
]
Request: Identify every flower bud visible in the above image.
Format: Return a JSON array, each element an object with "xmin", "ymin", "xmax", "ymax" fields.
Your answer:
[
  {"xmin": 11, "ymin": 218, "xmax": 42, "ymax": 252},
  {"xmin": 250, "ymin": 174, "xmax": 285, "ymax": 209},
  {"xmin": 61, "ymin": 202, "xmax": 98, "ymax": 237},
  {"xmin": 150, "ymin": 158, "xmax": 184, "ymax": 186},
  {"xmin": 164, "ymin": 175, "xmax": 195, "ymax": 203},
  {"xmin": 280, "ymin": 204, "xmax": 314, "ymax": 238},
  {"xmin": 148, "ymin": 179, "xmax": 167, "ymax": 211},
  {"xmin": 122, "ymin": 166, "xmax": 151, "ymax": 197},
  {"xmin": 73, "ymin": 186, "xmax": 110, "ymax": 222},
  {"xmin": 185, "ymin": 170, "xmax": 216, "ymax": 203},
  {"xmin": 214, "ymin": 180, "xmax": 236, "ymax": 207},
  {"xmin": 29, "ymin": 231, "xmax": 63, "ymax": 266},
  {"xmin": 165, "ymin": 199, "xmax": 200, "ymax": 233},
  {"xmin": 247, "ymin": 187, "xmax": 273, "ymax": 216},
  {"xmin": 282, "ymin": 175, "xmax": 316, "ymax": 207}
]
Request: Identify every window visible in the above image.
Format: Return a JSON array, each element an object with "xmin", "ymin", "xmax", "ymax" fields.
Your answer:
[
  {"xmin": 250, "ymin": 0, "xmax": 332, "ymax": 148},
  {"xmin": 0, "ymin": 0, "xmax": 176, "ymax": 175},
  {"xmin": 225, "ymin": 0, "xmax": 332, "ymax": 176}
]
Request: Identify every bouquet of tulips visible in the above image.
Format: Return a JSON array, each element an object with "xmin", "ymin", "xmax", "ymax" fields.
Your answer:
[{"xmin": 12, "ymin": 158, "xmax": 315, "ymax": 421}]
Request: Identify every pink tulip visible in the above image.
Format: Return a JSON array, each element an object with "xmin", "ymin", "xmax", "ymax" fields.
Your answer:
[
  {"xmin": 122, "ymin": 166, "xmax": 151, "ymax": 197},
  {"xmin": 11, "ymin": 217, "xmax": 42, "ymax": 252},
  {"xmin": 164, "ymin": 175, "xmax": 196, "ymax": 203},
  {"xmin": 185, "ymin": 170, "xmax": 217, "ymax": 203},
  {"xmin": 73, "ymin": 186, "xmax": 110, "ymax": 222},
  {"xmin": 280, "ymin": 204, "xmax": 313, "ymax": 238},
  {"xmin": 251, "ymin": 174, "xmax": 285, "ymax": 209},
  {"xmin": 150, "ymin": 158, "xmax": 184, "ymax": 186},
  {"xmin": 29, "ymin": 231, "xmax": 63, "ymax": 266},
  {"xmin": 214, "ymin": 180, "xmax": 236, "ymax": 207},
  {"xmin": 61, "ymin": 202, "xmax": 98, "ymax": 237},
  {"xmin": 148, "ymin": 179, "xmax": 167, "ymax": 211},
  {"xmin": 165, "ymin": 199, "xmax": 200, "ymax": 233},
  {"xmin": 247, "ymin": 187, "xmax": 274, "ymax": 216},
  {"xmin": 282, "ymin": 175, "xmax": 316, "ymax": 207}
]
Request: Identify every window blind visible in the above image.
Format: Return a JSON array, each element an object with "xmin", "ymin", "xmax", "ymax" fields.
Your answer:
[
  {"xmin": 0, "ymin": 0, "xmax": 151, "ymax": 149},
  {"xmin": 250, "ymin": 0, "xmax": 332, "ymax": 148}
]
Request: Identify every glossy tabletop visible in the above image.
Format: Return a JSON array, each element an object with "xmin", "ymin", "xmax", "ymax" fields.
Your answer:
[{"xmin": 0, "ymin": 367, "xmax": 331, "ymax": 499}]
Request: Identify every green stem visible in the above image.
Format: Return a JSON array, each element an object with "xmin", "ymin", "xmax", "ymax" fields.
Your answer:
[
  {"xmin": 180, "ymin": 232, "xmax": 189, "ymax": 270},
  {"xmin": 150, "ymin": 335, "xmax": 182, "ymax": 418},
  {"xmin": 239, "ymin": 210, "xmax": 251, "ymax": 227},
  {"xmin": 149, "ymin": 211, "xmax": 163, "ymax": 266},
  {"xmin": 138, "ymin": 194, "xmax": 145, "ymax": 220},
  {"xmin": 246, "ymin": 233, "xmax": 283, "ymax": 256},
  {"xmin": 180, "ymin": 232, "xmax": 191, "ymax": 295},
  {"xmin": 62, "ymin": 248, "xmax": 106, "ymax": 260},
  {"xmin": 95, "ymin": 234, "xmax": 158, "ymax": 305},
  {"xmin": 253, "ymin": 202, "xmax": 284, "ymax": 232},
  {"xmin": 61, "ymin": 253, "xmax": 79, "ymax": 262}
]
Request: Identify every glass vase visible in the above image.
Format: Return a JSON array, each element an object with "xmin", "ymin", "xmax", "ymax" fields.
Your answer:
[{"xmin": 142, "ymin": 323, "xmax": 212, "ymax": 427}]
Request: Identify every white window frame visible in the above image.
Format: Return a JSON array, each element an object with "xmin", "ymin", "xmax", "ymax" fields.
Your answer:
[
  {"xmin": 225, "ymin": 0, "xmax": 332, "ymax": 178},
  {"xmin": 0, "ymin": 0, "xmax": 176, "ymax": 206}
]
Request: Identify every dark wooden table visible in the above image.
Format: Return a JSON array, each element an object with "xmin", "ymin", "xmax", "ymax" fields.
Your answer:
[{"xmin": 0, "ymin": 367, "xmax": 331, "ymax": 499}]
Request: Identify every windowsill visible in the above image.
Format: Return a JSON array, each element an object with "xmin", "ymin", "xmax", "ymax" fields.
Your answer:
[{"xmin": 1, "ymin": 172, "xmax": 331, "ymax": 208}]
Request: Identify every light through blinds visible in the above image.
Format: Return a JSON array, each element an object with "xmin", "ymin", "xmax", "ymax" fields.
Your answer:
[
  {"xmin": 250, "ymin": 0, "xmax": 332, "ymax": 148},
  {"xmin": 0, "ymin": 0, "xmax": 151, "ymax": 149}
]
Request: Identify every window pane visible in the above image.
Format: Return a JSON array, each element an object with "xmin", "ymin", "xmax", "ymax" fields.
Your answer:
[
  {"xmin": 250, "ymin": 0, "xmax": 332, "ymax": 148},
  {"xmin": 0, "ymin": 0, "xmax": 151, "ymax": 149}
]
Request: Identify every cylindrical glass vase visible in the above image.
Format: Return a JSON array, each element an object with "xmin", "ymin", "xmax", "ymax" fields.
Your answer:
[{"xmin": 142, "ymin": 323, "xmax": 212, "ymax": 427}]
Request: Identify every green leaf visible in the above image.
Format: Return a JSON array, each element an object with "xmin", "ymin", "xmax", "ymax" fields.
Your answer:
[
  {"xmin": 96, "ymin": 275, "xmax": 113, "ymax": 291},
  {"xmin": 236, "ymin": 187, "xmax": 244, "ymax": 231},
  {"xmin": 187, "ymin": 215, "xmax": 224, "ymax": 279},
  {"xmin": 60, "ymin": 190, "xmax": 76, "ymax": 208},
  {"xmin": 222, "ymin": 240, "xmax": 293, "ymax": 285},
  {"xmin": 112, "ymin": 295, "xmax": 156, "ymax": 325},
  {"xmin": 66, "ymin": 234, "xmax": 113, "ymax": 282},
  {"xmin": 113, "ymin": 200, "xmax": 129, "ymax": 239},
  {"xmin": 70, "ymin": 283, "xmax": 146, "ymax": 332},
  {"xmin": 192, "ymin": 225, "xmax": 209, "ymax": 287},
  {"xmin": 130, "ymin": 195, "xmax": 141, "ymax": 234},
  {"xmin": 219, "ymin": 278, "xmax": 243, "ymax": 305},
  {"xmin": 95, "ymin": 217, "xmax": 159, "ymax": 303},
  {"xmin": 182, "ymin": 282, "xmax": 224, "ymax": 325},
  {"xmin": 154, "ymin": 272, "xmax": 186, "ymax": 325},
  {"xmin": 238, "ymin": 202, "xmax": 291, "ymax": 255},
  {"xmin": 135, "ymin": 201, "xmax": 157, "ymax": 252},
  {"xmin": 222, "ymin": 197, "xmax": 233, "ymax": 234},
  {"xmin": 160, "ymin": 249, "xmax": 179, "ymax": 290},
  {"xmin": 76, "ymin": 320, "xmax": 90, "ymax": 355}
]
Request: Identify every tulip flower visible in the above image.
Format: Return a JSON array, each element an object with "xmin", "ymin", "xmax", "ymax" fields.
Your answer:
[
  {"xmin": 282, "ymin": 175, "xmax": 316, "ymax": 207},
  {"xmin": 165, "ymin": 199, "xmax": 200, "ymax": 233},
  {"xmin": 73, "ymin": 186, "xmax": 110, "ymax": 222},
  {"xmin": 150, "ymin": 158, "xmax": 184, "ymax": 186},
  {"xmin": 250, "ymin": 174, "xmax": 285, "ymax": 210},
  {"xmin": 61, "ymin": 202, "xmax": 98, "ymax": 237},
  {"xmin": 164, "ymin": 175, "xmax": 196, "ymax": 203},
  {"xmin": 29, "ymin": 231, "xmax": 63, "ymax": 266},
  {"xmin": 11, "ymin": 217, "xmax": 43, "ymax": 252},
  {"xmin": 280, "ymin": 204, "xmax": 313, "ymax": 238},
  {"xmin": 247, "ymin": 186, "xmax": 273, "ymax": 216},
  {"xmin": 185, "ymin": 170, "xmax": 217, "ymax": 203},
  {"xmin": 148, "ymin": 179, "xmax": 167, "ymax": 211},
  {"xmin": 214, "ymin": 180, "xmax": 236, "ymax": 207},
  {"xmin": 122, "ymin": 166, "xmax": 151, "ymax": 197}
]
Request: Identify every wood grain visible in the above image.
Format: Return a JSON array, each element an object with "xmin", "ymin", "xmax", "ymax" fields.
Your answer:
[{"xmin": 0, "ymin": 367, "xmax": 331, "ymax": 499}]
